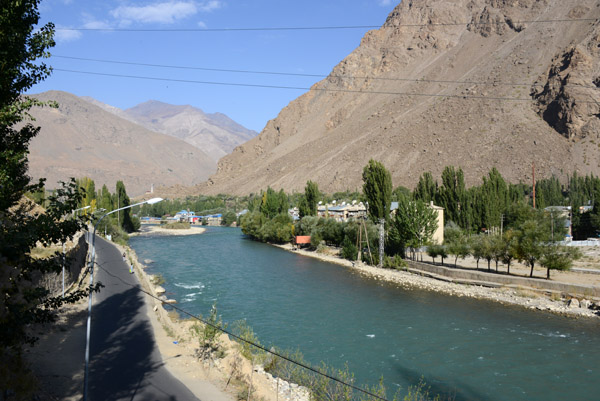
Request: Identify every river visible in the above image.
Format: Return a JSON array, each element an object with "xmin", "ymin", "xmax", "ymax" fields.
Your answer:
[{"xmin": 129, "ymin": 227, "xmax": 600, "ymax": 401}]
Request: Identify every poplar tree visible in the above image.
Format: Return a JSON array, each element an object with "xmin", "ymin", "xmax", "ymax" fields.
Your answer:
[
  {"xmin": 115, "ymin": 180, "xmax": 135, "ymax": 232},
  {"xmin": 362, "ymin": 159, "xmax": 392, "ymax": 267},
  {"xmin": 413, "ymin": 172, "xmax": 437, "ymax": 203},
  {"xmin": 436, "ymin": 166, "xmax": 469, "ymax": 229}
]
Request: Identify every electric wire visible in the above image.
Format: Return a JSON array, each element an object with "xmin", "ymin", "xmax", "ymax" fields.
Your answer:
[
  {"xmin": 95, "ymin": 262, "xmax": 392, "ymax": 401},
  {"xmin": 52, "ymin": 68, "xmax": 600, "ymax": 104},
  {"xmin": 52, "ymin": 55, "xmax": 600, "ymax": 90},
  {"xmin": 55, "ymin": 18, "xmax": 598, "ymax": 32}
]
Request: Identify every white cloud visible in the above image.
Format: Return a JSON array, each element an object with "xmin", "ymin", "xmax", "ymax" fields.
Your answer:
[
  {"xmin": 197, "ymin": 21, "xmax": 208, "ymax": 28},
  {"xmin": 378, "ymin": 0, "xmax": 393, "ymax": 6},
  {"xmin": 54, "ymin": 27, "xmax": 82, "ymax": 43},
  {"xmin": 111, "ymin": 2, "xmax": 199, "ymax": 24},
  {"xmin": 198, "ymin": 1, "xmax": 223, "ymax": 12},
  {"xmin": 81, "ymin": 12, "xmax": 112, "ymax": 30}
]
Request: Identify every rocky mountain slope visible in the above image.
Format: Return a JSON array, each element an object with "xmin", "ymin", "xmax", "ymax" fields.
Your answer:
[
  {"xmin": 28, "ymin": 91, "xmax": 216, "ymax": 196},
  {"xmin": 86, "ymin": 98, "xmax": 257, "ymax": 162},
  {"xmin": 197, "ymin": 0, "xmax": 600, "ymax": 196}
]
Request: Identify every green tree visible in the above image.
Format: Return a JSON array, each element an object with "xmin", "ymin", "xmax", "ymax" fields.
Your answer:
[
  {"xmin": 301, "ymin": 180, "xmax": 320, "ymax": 217},
  {"xmin": 448, "ymin": 234, "xmax": 471, "ymax": 268},
  {"xmin": 221, "ymin": 210, "xmax": 237, "ymax": 226},
  {"xmin": 469, "ymin": 234, "xmax": 485, "ymax": 270},
  {"xmin": 436, "ymin": 166, "xmax": 469, "ymax": 229},
  {"xmin": 539, "ymin": 245, "xmax": 581, "ymax": 279},
  {"xmin": 260, "ymin": 187, "xmax": 287, "ymax": 219},
  {"xmin": 514, "ymin": 219, "xmax": 548, "ymax": 277},
  {"xmin": 362, "ymin": 159, "xmax": 392, "ymax": 267},
  {"xmin": 388, "ymin": 197, "xmax": 438, "ymax": 260},
  {"xmin": 500, "ymin": 230, "xmax": 518, "ymax": 275},
  {"xmin": 362, "ymin": 159, "xmax": 393, "ymax": 222},
  {"xmin": 479, "ymin": 168, "xmax": 509, "ymax": 231},
  {"xmin": 413, "ymin": 172, "xmax": 437, "ymax": 203},
  {"xmin": 0, "ymin": 1, "xmax": 99, "ymax": 394},
  {"xmin": 115, "ymin": 180, "xmax": 135, "ymax": 232}
]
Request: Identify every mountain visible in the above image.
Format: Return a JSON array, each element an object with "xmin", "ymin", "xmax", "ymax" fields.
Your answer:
[
  {"xmin": 84, "ymin": 99, "xmax": 256, "ymax": 163},
  {"xmin": 197, "ymin": 0, "xmax": 600, "ymax": 196},
  {"xmin": 28, "ymin": 91, "xmax": 216, "ymax": 196}
]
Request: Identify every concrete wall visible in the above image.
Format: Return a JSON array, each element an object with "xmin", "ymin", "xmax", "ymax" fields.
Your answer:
[{"xmin": 406, "ymin": 260, "xmax": 600, "ymax": 298}]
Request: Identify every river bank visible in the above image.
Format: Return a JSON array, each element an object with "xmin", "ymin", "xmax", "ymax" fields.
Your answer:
[
  {"xmin": 131, "ymin": 225, "xmax": 207, "ymax": 236},
  {"xmin": 119, "ymin": 241, "xmax": 308, "ymax": 401},
  {"xmin": 274, "ymin": 243, "xmax": 600, "ymax": 319}
]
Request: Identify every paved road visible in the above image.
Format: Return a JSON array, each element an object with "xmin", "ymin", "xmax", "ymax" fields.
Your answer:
[{"xmin": 88, "ymin": 236, "xmax": 200, "ymax": 401}]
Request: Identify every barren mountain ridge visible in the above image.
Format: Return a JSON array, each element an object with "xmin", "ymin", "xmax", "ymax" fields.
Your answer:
[
  {"xmin": 28, "ymin": 91, "xmax": 216, "ymax": 196},
  {"xmin": 195, "ymin": 0, "xmax": 600, "ymax": 196}
]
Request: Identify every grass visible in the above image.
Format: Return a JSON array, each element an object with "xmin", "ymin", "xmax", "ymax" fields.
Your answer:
[
  {"xmin": 515, "ymin": 288, "xmax": 540, "ymax": 299},
  {"xmin": 151, "ymin": 273, "xmax": 166, "ymax": 285},
  {"xmin": 29, "ymin": 245, "xmax": 61, "ymax": 259},
  {"xmin": 162, "ymin": 323, "xmax": 175, "ymax": 338}
]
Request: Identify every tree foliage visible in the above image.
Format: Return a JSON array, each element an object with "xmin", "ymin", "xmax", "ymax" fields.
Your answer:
[
  {"xmin": 362, "ymin": 159, "xmax": 392, "ymax": 222},
  {"xmin": 388, "ymin": 196, "xmax": 438, "ymax": 259},
  {"xmin": 299, "ymin": 180, "xmax": 320, "ymax": 218},
  {"xmin": 0, "ymin": 1, "xmax": 100, "ymax": 391}
]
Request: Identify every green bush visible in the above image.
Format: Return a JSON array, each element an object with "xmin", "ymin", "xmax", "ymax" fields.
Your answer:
[
  {"xmin": 383, "ymin": 255, "xmax": 408, "ymax": 270},
  {"xmin": 309, "ymin": 231, "xmax": 323, "ymax": 251},
  {"xmin": 232, "ymin": 320, "xmax": 265, "ymax": 363},
  {"xmin": 340, "ymin": 236, "xmax": 358, "ymax": 261}
]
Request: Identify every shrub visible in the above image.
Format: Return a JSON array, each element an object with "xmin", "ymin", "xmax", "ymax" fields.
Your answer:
[
  {"xmin": 340, "ymin": 236, "xmax": 358, "ymax": 261},
  {"xmin": 383, "ymin": 255, "xmax": 407, "ymax": 270},
  {"xmin": 309, "ymin": 231, "xmax": 323, "ymax": 251}
]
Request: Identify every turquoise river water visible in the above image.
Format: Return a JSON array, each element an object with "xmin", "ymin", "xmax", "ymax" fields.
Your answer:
[{"xmin": 130, "ymin": 227, "xmax": 600, "ymax": 401}]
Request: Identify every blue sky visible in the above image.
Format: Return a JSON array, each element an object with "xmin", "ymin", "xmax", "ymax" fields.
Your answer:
[{"xmin": 31, "ymin": 0, "xmax": 398, "ymax": 132}]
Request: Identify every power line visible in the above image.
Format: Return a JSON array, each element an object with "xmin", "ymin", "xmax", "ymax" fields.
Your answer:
[
  {"xmin": 52, "ymin": 68, "xmax": 600, "ymax": 103},
  {"xmin": 96, "ymin": 263, "xmax": 392, "ymax": 401},
  {"xmin": 55, "ymin": 18, "xmax": 598, "ymax": 32},
  {"xmin": 52, "ymin": 54, "xmax": 600, "ymax": 90}
]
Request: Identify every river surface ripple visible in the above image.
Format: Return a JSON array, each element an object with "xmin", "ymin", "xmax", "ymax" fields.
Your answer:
[{"xmin": 130, "ymin": 227, "xmax": 600, "ymax": 401}]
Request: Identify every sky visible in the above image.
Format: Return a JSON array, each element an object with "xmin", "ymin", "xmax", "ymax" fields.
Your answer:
[{"xmin": 30, "ymin": 0, "xmax": 399, "ymax": 132}]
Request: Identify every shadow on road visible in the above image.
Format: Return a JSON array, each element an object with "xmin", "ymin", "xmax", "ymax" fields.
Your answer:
[{"xmin": 89, "ymin": 286, "xmax": 164, "ymax": 400}]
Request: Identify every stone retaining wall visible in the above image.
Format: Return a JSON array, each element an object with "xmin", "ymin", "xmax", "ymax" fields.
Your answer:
[
  {"xmin": 37, "ymin": 232, "xmax": 88, "ymax": 296},
  {"xmin": 406, "ymin": 260, "xmax": 600, "ymax": 298}
]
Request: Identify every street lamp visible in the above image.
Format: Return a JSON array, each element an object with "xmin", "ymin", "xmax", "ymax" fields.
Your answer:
[{"xmin": 83, "ymin": 197, "xmax": 163, "ymax": 400}]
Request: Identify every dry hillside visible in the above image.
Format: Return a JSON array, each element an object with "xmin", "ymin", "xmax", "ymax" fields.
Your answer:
[
  {"xmin": 195, "ymin": 0, "xmax": 600, "ymax": 196},
  {"xmin": 86, "ymin": 98, "xmax": 257, "ymax": 162},
  {"xmin": 28, "ymin": 91, "xmax": 216, "ymax": 196}
]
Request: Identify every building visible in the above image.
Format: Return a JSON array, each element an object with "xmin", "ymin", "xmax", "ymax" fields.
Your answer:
[{"xmin": 316, "ymin": 201, "xmax": 367, "ymax": 221}]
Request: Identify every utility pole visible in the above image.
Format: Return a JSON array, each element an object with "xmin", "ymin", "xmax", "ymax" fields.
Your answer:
[
  {"xmin": 500, "ymin": 214, "xmax": 504, "ymax": 237},
  {"xmin": 532, "ymin": 162, "xmax": 536, "ymax": 209}
]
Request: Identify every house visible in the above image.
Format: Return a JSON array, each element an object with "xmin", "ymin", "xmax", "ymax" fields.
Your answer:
[
  {"xmin": 317, "ymin": 201, "xmax": 367, "ymax": 221},
  {"xmin": 174, "ymin": 209, "xmax": 195, "ymax": 222}
]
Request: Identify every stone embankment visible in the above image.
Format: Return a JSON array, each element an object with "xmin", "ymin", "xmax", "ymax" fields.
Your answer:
[{"xmin": 275, "ymin": 244, "xmax": 600, "ymax": 319}]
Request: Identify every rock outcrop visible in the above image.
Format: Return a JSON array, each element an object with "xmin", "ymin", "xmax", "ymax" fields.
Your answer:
[{"xmin": 194, "ymin": 0, "xmax": 600, "ymax": 196}]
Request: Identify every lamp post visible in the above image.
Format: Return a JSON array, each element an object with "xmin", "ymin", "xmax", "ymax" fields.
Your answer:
[
  {"xmin": 83, "ymin": 197, "xmax": 163, "ymax": 400},
  {"xmin": 62, "ymin": 206, "xmax": 91, "ymax": 298}
]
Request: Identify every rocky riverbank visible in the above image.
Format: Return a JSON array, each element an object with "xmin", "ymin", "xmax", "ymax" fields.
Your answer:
[
  {"xmin": 274, "ymin": 244, "xmax": 600, "ymax": 319},
  {"xmin": 121, "ymin": 242, "xmax": 309, "ymax": 401}
]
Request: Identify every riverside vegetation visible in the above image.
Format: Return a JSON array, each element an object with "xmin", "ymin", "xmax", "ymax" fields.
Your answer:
[{"xmin": 241, "ymin": 162, "xmax": 598, "ymax": 280}]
